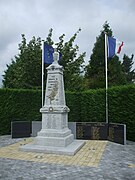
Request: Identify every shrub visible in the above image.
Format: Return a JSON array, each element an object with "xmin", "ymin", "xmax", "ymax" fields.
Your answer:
[
  {"xmin": 0, "ymin": 88, "xmax": 41, "ymax": 135},
  {"xmin": 0, "ymin": 84, "xmax": 134, "ymax": 141}
]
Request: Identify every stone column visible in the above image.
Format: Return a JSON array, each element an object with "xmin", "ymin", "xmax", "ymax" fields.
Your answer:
[{"xmin": 36, "ymin": 50, "xmax": 74, "ymax": 147}]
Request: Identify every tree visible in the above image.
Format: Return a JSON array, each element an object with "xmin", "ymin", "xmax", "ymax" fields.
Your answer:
[
  {"xmin": 85, "ymin": 21, "xmax": 127, "ymax": 89},
  {"xmin": 44, "ymin": 28, "xmax": 86, "ymax": 91},
  {"xmin": 56, "ymin": 28, "xmax": 86, "ymax": 91},
  {"xmin": 122, "ymin": 54, "xmax": 135, "ymax": 83},
  {"xmin": 108, "ymin": 56, "xmax": 126, "ymax": 86},
  {"xmin": 3, "ymin": 29, "xmax": 86, "ymax": 91},
  {"xmin": 3, "ymin": 34, "xmax": 42, "ymax": 89}
]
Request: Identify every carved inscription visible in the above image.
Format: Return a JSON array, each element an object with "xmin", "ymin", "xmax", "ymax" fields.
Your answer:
[
  {"xmin": 62, "ymin": 114, "xmax": 67, "ymax": 128},
  {"xmin": 46, "ymin": 119, "xmax": 51, "ymax": 129},
  {"xmin": 46, "ymin": 115, "xmax": 57, "ymax": 129},
  {"xmin": 52, "ymin": 115, "xmax": 57, "ymax": 129}
]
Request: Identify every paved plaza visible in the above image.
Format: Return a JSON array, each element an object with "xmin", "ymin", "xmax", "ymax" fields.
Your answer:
[{"xmin": 0, "ymin": 135, "xmax": 135, "ymax": 180}]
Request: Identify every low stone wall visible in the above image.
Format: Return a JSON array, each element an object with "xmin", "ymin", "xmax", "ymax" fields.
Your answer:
[{"xmin": 11, "ymin": 121, "xmax": 126, "ymax": 145}]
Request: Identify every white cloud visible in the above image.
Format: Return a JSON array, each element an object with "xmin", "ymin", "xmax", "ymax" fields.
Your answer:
[{"xmin": 0, "ymin": 0, "xmax": 135, "ymax": 87}]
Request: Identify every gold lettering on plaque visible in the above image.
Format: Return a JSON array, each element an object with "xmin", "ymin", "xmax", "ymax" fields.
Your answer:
[
  {"xmin": 92, "ymin": 127, "xmax": 100, "ymax": 140},
  {"xmin": 77, "ymin": 126, "xmax": 84, "ymax": 139}
]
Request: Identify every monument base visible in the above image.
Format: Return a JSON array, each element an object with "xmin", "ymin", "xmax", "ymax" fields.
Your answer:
[
  {"xmin": 19, "ymin": 59, "xmax": 86, "ymax": 155},
  {"xmin": 19, "ymin": 140, "xmax": 85, "ymax": 155}
]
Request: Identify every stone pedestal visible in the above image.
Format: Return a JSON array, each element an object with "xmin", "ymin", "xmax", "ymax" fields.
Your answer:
[{"xmin": 20, "ymin": 51, "xmax": 85, "ymax": 155}]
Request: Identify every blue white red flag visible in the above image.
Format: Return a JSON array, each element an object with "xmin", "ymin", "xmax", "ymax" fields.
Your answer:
[{"xmin": 108, "ymin": 36, "xmax": 124, "ymax": 58}]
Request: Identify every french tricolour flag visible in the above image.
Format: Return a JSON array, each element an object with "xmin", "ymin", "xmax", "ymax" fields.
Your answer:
[{"xmin": 108, "ymin": 36, "xmax": 124, "ymax": 58}]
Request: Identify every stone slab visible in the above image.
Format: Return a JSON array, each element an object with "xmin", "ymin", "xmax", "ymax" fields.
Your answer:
[
  {"xmin": 11, "ymin": 121, "xmax": 31, "ymax": 138},
  {"xmin": 32, "ymin": 121, "xmax": 41, "ymax": 137},
  {"xmin": 108, "ymin": 123, "xmax": 126, "ymax": 145},
  {"xmin": 1, "ymin": 136, "xmax": 135, "ymax": 180},
  {"xmin": 19, "ymin": 140, "xmax": 85, "ymax": 155},
  {"xmin": 34, "ymin": 133, "xmax": 74, "ymax": 147},
  {"xmin": 68, "ymin": 122, "xmax": 76, "ymax": 139},
  {"xmin": 76, "ymin": 122, "xmax": 126, "ymax": 145},
  {"xmin": 31, "ymin": 121, "xmax": 76, "ymax": 138},
  {"xmin": 76, "ymin": 122, "xmax": 108, "ymax": 140}
]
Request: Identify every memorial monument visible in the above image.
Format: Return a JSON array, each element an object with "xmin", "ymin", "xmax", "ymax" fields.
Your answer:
[{"xmin": 20, "ymin": 49, "xmax": 85, "ymax": 155}]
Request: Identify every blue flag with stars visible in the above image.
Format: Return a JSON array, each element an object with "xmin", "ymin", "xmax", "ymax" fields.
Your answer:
[
  {"xmin": 44, "ymin": 43, "xmax": 54, "ymax": 64},
  {"xmin": 43, "ymin": 42, "xmax": 62, "ymax": 64}
]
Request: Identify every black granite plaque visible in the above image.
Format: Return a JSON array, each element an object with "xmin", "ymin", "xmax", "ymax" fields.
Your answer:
[
  {"xmin": 76, "ymin": 123, "xmax": 85, "ymax": 139},
  {"xmin": 91, "ymin": 122, "xmax": 108, "ymax": 140},
  {"xmin": 84, "ymin": 124, "xmax": 92, "ymax": 139},
  {"xmin": 76, "ymin": 122, "xmax": 126, "ymax": 145},
  {"xmin": 11, "ymin": 121, "xmax": 31, "ymax": 138},
  {"xmin": 76, "ymin": 122, "xmax": 108, "ymax": 140},
  {"xmin": 108, "ymin": 123, "xmax": 126, "ymax": 145}
]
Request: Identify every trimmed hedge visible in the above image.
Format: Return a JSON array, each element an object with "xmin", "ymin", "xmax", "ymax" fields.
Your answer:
[
  {"xmin": 79, "ymin": 89, "xmax": 106, "ymax": 122},
  {"xmin": 0, "ymin": 88, "xmax": 41, "ymax": 135},
  {"xmin": 108, "ymin": 85, "xmax": 135, "ymax": 141},
  {"xmin": 0, "ymin": 85, "xmax": 135, "ymax": 141}
]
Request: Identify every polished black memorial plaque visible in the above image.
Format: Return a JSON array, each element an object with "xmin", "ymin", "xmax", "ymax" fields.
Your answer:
[
  {"xmin": 76, "ymin": 123, "xmax": 85, "ymax": 139},
  {"xmin": 91, "ymin": 123, "xmax": 108, "ymax": 140},
  {"xmin": 76, "ymin": 122, "xmax": 108, "ymax": 140},
  {"xmin": 76, "ymin": 122, "xmax": 126, "ymax": 144},
  {"xmin": 11, "ymin": 121, "xmax": 31, "ymax": 138},
  {"xmin": 108, "ymin": 123, "xmax": 126, "ymax": 145}
]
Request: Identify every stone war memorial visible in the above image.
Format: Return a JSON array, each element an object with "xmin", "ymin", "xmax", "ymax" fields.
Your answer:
[{"xmin": 20, "ymin": 49, "xmax": 85, "ymax": 155}]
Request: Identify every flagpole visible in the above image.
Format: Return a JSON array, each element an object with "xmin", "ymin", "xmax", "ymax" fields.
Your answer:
[
  {"xmin": 105, "ymin": 33, "xmax": 108, "ymax": 124},
  {"xmin": 42, "ymin": 40, "xmax": 44, "ymax": 107}
]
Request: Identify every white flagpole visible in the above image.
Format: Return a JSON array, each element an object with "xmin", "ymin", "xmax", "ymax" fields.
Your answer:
[
  {"xmin": 105, "ymin": 33, "xmax": 108, "ymax": 123},
  {"xmin": 42, "ymin": 40, "xmax": 44, "ymax": 107}
]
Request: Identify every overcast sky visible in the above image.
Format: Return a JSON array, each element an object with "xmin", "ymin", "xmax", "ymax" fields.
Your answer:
[{"xmin": 0, "ymin": 0, "xmax": 135, "ymax": 87}]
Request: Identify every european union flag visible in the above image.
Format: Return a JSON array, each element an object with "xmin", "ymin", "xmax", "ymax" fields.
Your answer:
[{"xmin": 44, "ymin": 43, "xmax": 54, "ymax": 64}]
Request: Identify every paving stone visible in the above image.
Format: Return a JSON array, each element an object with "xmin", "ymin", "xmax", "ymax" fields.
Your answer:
[{"xmin": 0, "ymin": 136, "xmax": 135, "ymax": 179}]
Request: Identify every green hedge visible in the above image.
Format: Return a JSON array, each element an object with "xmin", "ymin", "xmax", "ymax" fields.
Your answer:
[
  {"xmin": 108, "ymin": 85, "xmax": 135, "ymax": 141},
  {"xmin": 79, "ymin": 89, "xmax": 106, "ymax": 122},
  {"xmin": 0, "ymin": 88, "xmax": 42, "ymax": 135},
  {"xmin": 0, "ymin": 85, "xmax": 135, "ymax": 141}
]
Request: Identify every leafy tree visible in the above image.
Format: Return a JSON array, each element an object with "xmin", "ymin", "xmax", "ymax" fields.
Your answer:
[
  {"xmin": 122, "ymin": 54, "xmax": 135, "ymax": 83},
  {"xmin": 56, "ymin": 28, "xmax": 86, "ymax": 91},
  {"xmin": 108, "ymin": 56, "xmax": 126, "ymax": 86},
  {"xmin": 3, "ymin": 34, "xmax": 42, "ymax": 89},
  {"xmin": 2, "ymin": 60, "xmax": 18, "ymax": 88},
  {"xmin": 3, "ymin": 30, "xmax": 86, "ymax": 91},
  {"xmin": 44, "ymin": 28, "xmax": 86, "ymax": 91},
  {"xmin": 85, "ymin": 21, "xmax": 127, "ymax": 89}
]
